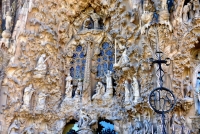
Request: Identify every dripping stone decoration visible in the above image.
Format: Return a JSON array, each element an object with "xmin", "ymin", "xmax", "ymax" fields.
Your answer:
[{"xmin": 148, "ymin": 51, "xmax": 176, "ymax": 134}]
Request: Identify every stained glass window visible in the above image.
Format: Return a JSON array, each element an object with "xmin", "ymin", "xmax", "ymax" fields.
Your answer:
[
  {"xmin": 96, "ymin": 42, "xmax": 114, "ymax": 77},
  {"xmin": 196, "ymin": 72, "xmax": 200, "ymax": 115},
  {"xmin": 70, "ymin": 45, "xmax": 86, "ymax": 79}
]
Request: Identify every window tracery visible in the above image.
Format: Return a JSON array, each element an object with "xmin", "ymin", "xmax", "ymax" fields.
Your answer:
[
  {"xmin": 70, "ymin": 45, "xmax": 86, "ymax": 80},
  {"xmin": 96, "ymin": 42, "xmax": 114, "ymax": 78}
]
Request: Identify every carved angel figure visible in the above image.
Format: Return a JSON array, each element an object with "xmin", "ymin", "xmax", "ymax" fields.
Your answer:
[
  {"xmin": 22, "ymin": 84, "xmax": 35, "ymax": 109},
  {"xmin": 65, "ymin": 73, "xmax": 72, "ymax": 89},
  {"xmin": 92, "ymin": 82, "xmax": 105, "ymax": 100},
  {"xmin": 65, "ymin": 74, "xmax": 73, "ymax": 98}
]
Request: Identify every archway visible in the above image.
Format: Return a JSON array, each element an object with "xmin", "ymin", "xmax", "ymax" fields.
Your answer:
[
  {"xmin": 97, "ymin": 119, "xmax": 116, "ymax": 134},
  {"xmin": 62, "ymin": 120, "xmax": 78, "ymax": 134}
]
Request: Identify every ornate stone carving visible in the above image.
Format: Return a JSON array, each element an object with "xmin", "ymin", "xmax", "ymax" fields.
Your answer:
[
  {"xmin": 35, "ymin": 90, "xmax": 48, "ymax": 112},
  {"xmin": 8, "ymin": 120, "xmax": 20, "ymax": 134}
]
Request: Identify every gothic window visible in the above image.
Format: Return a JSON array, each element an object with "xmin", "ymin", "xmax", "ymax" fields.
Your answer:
[
  {"xmin": 96, "ymin": 42, "xmax": 114, "ymax": 78},
  {"xmin": 70, "ymin": 45, "xmax": 86, "ymax": 80}
]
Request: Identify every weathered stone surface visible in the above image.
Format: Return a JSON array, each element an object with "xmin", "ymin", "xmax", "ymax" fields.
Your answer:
[{"xmin": 0, "ymin": 0, "xmax": 200, "ymax": 133}]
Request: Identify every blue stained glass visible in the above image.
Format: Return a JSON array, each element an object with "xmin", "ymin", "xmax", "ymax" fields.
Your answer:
[
  {"xmin": 109, "ymin": 57, "xmax": 114, "ymax": 61},
  {"xmin": 102, "ymin": 42, "xmax": 109, "ymax": 49},
  {"xmin": 70, "ymin": 67, "xmax": 74, "ymax": 77},
  {"xmin": 106, "ymin": 50, "xmax": 113, "ymax": 56},
  {"xmin": 108, "ymin": 63, "xmax": 113, "ymax": 71},
  {"xmin": 80, "ymin": 52, "xmax": 85, "ymax": 58},
  {"xmin": 97, "ymin": 58, "xmax": 101, "ymax": 62},
  {"xmin": 82, "ymin": 59, "xmax": 86, "ymax": 64},
  {"xmin": 75, "ymin": 66, "xmax": 80, "ymax": 78},
  {"xmin": 103, "ymin": 63, "xmax": 108, "ymax": 73},
  {"xmin": 103, "ymin": 56, "xmax": 107, "ymax": 61},
  {"xmin": 76, "ymin": 45, "xmax": 82, "ymax": 52},
  {"xmin": 77, "ymin": 59, "xmax": 80, "ymax": 63},
  {"xmin": 73, "ymin": 53, "xmax": 77, "ymax": 59},
  {"xmin": 81, "ymin": 66, "xmax": 85, "ymax": 78},
  {"xmin": 97, "ymin": 65, "xmax": 101, "ymax": 77},
  {"xmin": 100, "ymin": 50, "xmax": 104, "ymax": 56}
]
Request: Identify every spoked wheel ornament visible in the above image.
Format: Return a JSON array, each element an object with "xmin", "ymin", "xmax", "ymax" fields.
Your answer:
[{"xmin": 148, "ymin": 52, "xmax": 176, "ymax": 134}]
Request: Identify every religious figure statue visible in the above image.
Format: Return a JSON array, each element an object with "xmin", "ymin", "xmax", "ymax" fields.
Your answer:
[
  {"xmin": 21, "ymin": 84, "xmax": 35, "ymax": 110},
  {"xmin": 193, "ymin": 0, "xmax": 200, "ymax": 17},
  {"xmin": 77, "ymin": 79, "xmax": 83, "ymax": 94},
  {"xmin": 65, "ymin": 74, "xmax": 72, "ymax": 89},
  {"xmin": 103, "ymin": 70, "xmax": 113, "ymax": 99},
  {"xmin": 77, "ymin": 109, "xmax": 94, "ymax": 134},
  {"xmin": 36, "ymin": 91, "xmax": 48, "ymax": 111},
  {"xmin": 124, "ymin": 80, "xmax": 130, "ymax": 104},
  {"xmin": 188, "ymin": 2, "xmax": 194, "ymax": 19},
  {"xmin": 183, "ymin": 76, "xmax": 193, "ymax": 98},
  {"xmin": 183, "ymin": 4, "xmax": 190, "ymax": 22},
  {"xmin": 131, "ymin": 77, "xmax": 140, "ymax": 103},
  {"xmin": 5, "ymin": 11, "xmax": 13, "ymax": 31},
  {"xmin": 92, "ymin": 82, "xmax": 105, "ymax": 100},
  {"xmin": 65, "ymin": 74, "xmax": 73, "ymax": 98},
  {"xmin": 35, "ymin": 54, "xmax": 48, "ymax": 71},
  {"xmin": 194, "ymin": 73, "xmax": 200, "ymax": 115},
  {"xmin": 118, "ymin": 48, "xmax": 130, "ymax": 67},
  {"xmin": 8, "ymin": 120, "xmax": 20, "ymax": 134}
]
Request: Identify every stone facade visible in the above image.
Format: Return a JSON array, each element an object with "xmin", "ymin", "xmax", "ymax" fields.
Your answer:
[{"xmin": 0, "ymin": 0, "xmax": 200, "ymax": 133}]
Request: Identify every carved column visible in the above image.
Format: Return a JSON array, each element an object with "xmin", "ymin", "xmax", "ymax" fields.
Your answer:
[{"xmin": 82, "ymin": 41, "xmax": 92, "ymax": 104}]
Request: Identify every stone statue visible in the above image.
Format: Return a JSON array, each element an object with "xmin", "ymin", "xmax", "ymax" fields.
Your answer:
[
  {"xmin": 35, "ymin": 54, "xmax": 48, "ymax": 71},
  {"xmin": 193, "ymin": 0, "xmax": 200, "ymax": 17},
  {"xmin": 77, "ymin": 79, "xmax": 83, "ymax": 93},
  {"xmin": 131, "ymin": 77, "xmax": 140, "ymax": 103},
  {"xmin": 5, "ymin": 11, "xmax": 13, "ymax": 31},
  {"xmin": 124, "ymin": 80, "xmax": 130, "ymax": 104},
  {"xmin": 118, "ymin": 48, "xmax": 130, "ymax": 67},
  {"xmin": 65, "ymin": 73, "xmax": 72, "ymax": 89},
  {"xmin": 77, "ymin": 109, "xmax": 94, "ymax": 134},
  {"xmin": 8, "ymin": 120, "xmax": 20, "ymax": 134},
  {"xmin": 194, "ymin": 77, "xmax": 200, "ymax": 115},
  {"xmin": 183, "ymin": 4, "xmax": 190, "ymax": 22},
  {"xmin": 103, "ymin": 70, "xmax": 113, "ymax": 99},
  {"xmin": 36, "ymin": 91, "xmax": 48, "ymax": 111},
  {"xmin": 92, "ymin": 82, "xmax": 105, "ymax": 100},
  {"xmin": 183, "ymin": 76, "xmax": 193, "ymax": 98},
  {"xmin": 188, "ymin": 2, "xmax": 194, "ymax": 19},
  {"xmin": 21, "ymin": 84, "xmax": 35, "ymax": 110},
  {"xmin": 65, "ymin": 74, "xmax": 73, "ymax": 98}
]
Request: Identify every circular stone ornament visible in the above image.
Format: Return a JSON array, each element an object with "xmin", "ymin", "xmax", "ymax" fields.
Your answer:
[{"xmin": 148, "ymin": 87, "xmax": 176, "ymax": 114}]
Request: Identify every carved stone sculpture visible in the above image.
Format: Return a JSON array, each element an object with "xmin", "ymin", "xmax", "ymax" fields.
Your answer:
[
  {"xmin": 5, "ymin": 11, "xmax": 13, "ymax": 31},
  {"xmin": 8, "ymin": 120, "xmax": 20, "ymax": 134},
  {"xmin": 183, "ymin": 4, "xmax": 190, "ymax": 22},
  {"xmin": 183, "ymin": 76, "xmax": 193, "ymax": 98},
  {"xmin": 103, "ymin": 70, "xmax": 113, "ymax": 99},
  {"xmin": 124, "ymin": 80, "xmax": 130, "ymax": 104},
  {"xmin": 143, "ymin": 117, "xmax": 152, "ymax": 134},
  {"xmin": 131, "ymin": 77, "xmax": 140, "ymax": 103},
  {"xmin": 36, "ymin": 91, "xmax": 48, "ymax": 111},
  {"xmin": 34, "ymin": 54, "xmax": 48, "ymax": 78},
  {"xmin": 65, "ymin": 74, "xmax": 73, "ymax": 98},
  {"xmin": 92, "ymin": 82, "xmax": 105, "ymax": 100},
  {"xmin": 193, "ymin": 0, "xmax": 200, "ymax": 17},
  {"xmin": 133, "ymin": 117, "xmax": 143, "ymax": 134},
  {"xmin": 21, "ymin": 84, "xmax": 35, "ymax": 111},
  {"xmin": 77, "ymin": 109, "xmax": 94, "ymax": 134}
]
